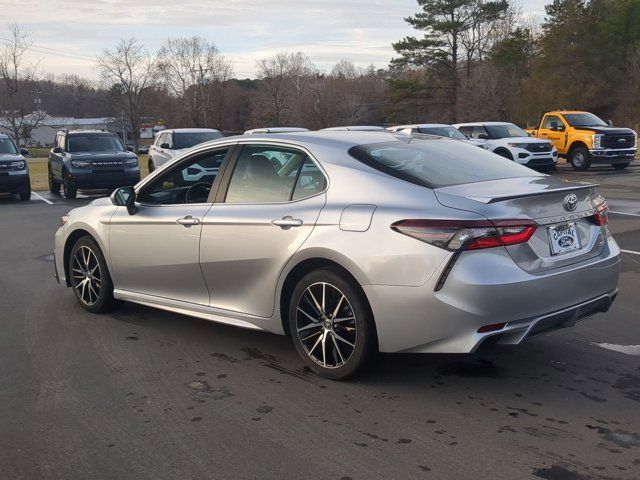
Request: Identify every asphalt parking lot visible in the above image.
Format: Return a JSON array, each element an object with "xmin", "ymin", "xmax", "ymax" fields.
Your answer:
[{"xmin": 1, "ymin": 163, "xmax": 639, "ymax": 480}]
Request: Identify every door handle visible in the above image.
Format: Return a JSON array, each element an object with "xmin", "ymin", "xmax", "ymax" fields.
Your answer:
[
  {"xmin": 272, "ymin": 216, "xmax": 303, "ymax": 228},
  {"xmin": 176, "ymin": 215, "xmax": 200, "ymax": 226}
]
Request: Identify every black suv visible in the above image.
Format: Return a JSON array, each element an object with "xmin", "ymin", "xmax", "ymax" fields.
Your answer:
[
  {"xmin": 48, "ymin": 130, "xmax": 140, "ymax": 199},
  {"xmin": 0, "ymin": 134, "xmax": 31, "ymax": 200}
]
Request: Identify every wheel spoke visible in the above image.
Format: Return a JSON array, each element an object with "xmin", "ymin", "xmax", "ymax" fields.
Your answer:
[
  {"xmin": 308, "ymin": 334, "xmax": 323, "ymax": 356},
  {"xmin": 331, "ymin": 294, "xmax": 345, "ymax": 318},
  {"xmin": 321, "ymin": 283, "xmax": 326, "ymax": 314},
  {"xmin": 297, "ymin": 322, "xmax": 322, "ymax": 333},
  {"xmin": 300, "ymin": 330, "xmax": 322, "ymax": 342},
  {"xmin": 333, "ymin": 332, "xmax": 355, "ymax": 348},
  {"xmin": 88, "ymin": 283, "xmax": 98, "ymax": 303},
  {"xmin": 297, "ymin": 307, "xmax": 320, "ymax": 324},
  {"xmin": 321, "ymin": 331, "xmax": 327, "ymax": 367},
  {"xmin": 307, "ymin": 288, "xmax": 324, "ymax": 316},
  {"xmin": 333, "ymin": 316, "xmax": 354, "ymax": 324},
  {"xmin": 331, "ymin": 333, "xmax": 345, "ymax": 364}
]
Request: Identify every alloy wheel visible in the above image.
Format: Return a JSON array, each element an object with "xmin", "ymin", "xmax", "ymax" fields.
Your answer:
[
  {"xmin": 573, "ymin": 152, "xmax": 585, "ymax": 167},
  {"xmin": 71, "ymin": 245, "xmax": 102, "ymax": 306},
  {"xmin": 295, "ymin": 282, "xmax": 357, "ymax": 369}
]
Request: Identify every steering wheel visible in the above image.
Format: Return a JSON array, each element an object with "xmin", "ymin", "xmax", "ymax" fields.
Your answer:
[{"xmin": 185, "ymin": 182, "xmax": 211, "ymax": 204}]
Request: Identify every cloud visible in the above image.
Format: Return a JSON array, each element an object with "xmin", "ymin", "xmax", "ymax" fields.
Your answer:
[{"xmin": 4, "ymin": 0, "xmax": 547, "ymax": 79}]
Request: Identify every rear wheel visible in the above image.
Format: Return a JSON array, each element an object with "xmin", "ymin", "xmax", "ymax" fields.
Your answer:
[
  {"xmin": 612, "ymin": 163, "xmax": 629, "ymax": 170},
  {"xmin": 288, "ymin": 268, "xmax": 376, "ymax": 380},
  {"xmin": 48, "ymin": 166, "xmax": 60, "ymax": 194},
  {"xmin": 69, "ymin": 236, "xmax": 116, "ymax": 313},
  {"xmin": 63, "ymin": 173, "xmax": 77, "ymax": 199},
  {"xmin": 570, "ymin": 147, "xmax": 591, "ymax": 171}
]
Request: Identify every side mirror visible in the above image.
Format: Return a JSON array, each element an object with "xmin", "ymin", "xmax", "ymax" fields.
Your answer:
[
  {"xmin": 110, "ymin": 186, "xmax": 138, "ymax": 215},
  {"xmin": 607, "ymin": 119, "xmax": 613, "ymax": 127},
  {"xmin": 20, "ymin": 148, "xmax": 29, "ymax": 156},
  {"xmin": 52, "ymin": 146, "xmax": 63, "ymax": 154},
  {"xmin": 477, "ymin": 133, "xmax": 489, "ymax": 140},
  {"xmin": 126, "ymin": 145, "xmax": 134, "ymax": 152},
  {"xmin": 160, "ymin": 143, "xmax": 171, "ymax": 149}
]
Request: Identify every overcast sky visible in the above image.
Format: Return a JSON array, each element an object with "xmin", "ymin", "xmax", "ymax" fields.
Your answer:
[{"xmin": 5, "ymin": 0, "xmax": 549, "ymax": 79}]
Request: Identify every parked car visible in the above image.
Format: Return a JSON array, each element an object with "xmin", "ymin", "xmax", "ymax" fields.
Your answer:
[
  {"xmin": 137, "ymin": 144, "xmax": 150, "ymax": 154},
  {"xmin": 526, "ymin": 111, "xmax": 637, "ymax": 171},
  {"xmin": 454, "ymin": 122, "xmax": 558, "ymax": 169},
  {"xmin": 321, "ymin": 126, "xmax": 386, "ymax": 132},
  {"xmin": 0, "ymin": 134, "xmax": 30, "ymax": 200},
  {"xmin": 54, "ymin": 132, "xmax": 619, "ymax": 379},
  {"xmin": 388, "ymin": 123, "xmax": 488, "ymax": 148},
  {"xmin": 148, "ymin": 128, "xmax": 223, "ymax": 172},
  {"xmin": 244, "ymin": 127, "xmax": 309, "ymax": 134},
  {"xmin": 48, "ymin": 130, "xmax": 140, "ymax": 199}
]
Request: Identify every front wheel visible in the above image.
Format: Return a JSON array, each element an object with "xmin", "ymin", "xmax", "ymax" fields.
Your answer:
[
  {"xmin": 288, "ymin": 268, "xmax": 376, "ymax": 380},
  {"xmin": 63, "ymin": 174, "xmax": 77, "ymax": 199},
  {"xmin": 69, "ymin": 236, "xmax": 116, "ymax": 313},
  {"xmin": 570, "ymin": 147, "xmax": 591, "ymax": 171},
  {"xmin": 612, "ymin": 163, "xmax": 629, "ymax": 170},
  {"xmin": 19, "ymin": 184, "xmax": 31, "ymax": 201},
  {"xmin": 48, "ymin": 166, "xmax": 60, "ymax": 194}
]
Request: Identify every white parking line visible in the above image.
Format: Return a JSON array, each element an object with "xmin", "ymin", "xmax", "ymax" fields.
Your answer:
[
  {"xmin": 591, "ymin": 343, "xmax": 640, "ymax": 356},
  {"xmin": 621, "ymin": 249, "xmax": 640, "ymax": 256},
  {"xmin": 610, "ymin": 210, "xmax": 640, "ymax": 218},
  {"xmin": 32, "ymin": 192, "xmax": 53, "ymax": 205}
]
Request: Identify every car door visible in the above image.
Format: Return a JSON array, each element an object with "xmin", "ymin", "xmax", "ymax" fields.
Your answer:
[
  {"xmin": 200, "ymin": 143, "xmax": 327, "ymax": 318},
  {"xmin": 537, "ymin": 115, "xmax": 567, "ymax": 153},
  {"xmin": 109, "ymin": 146, "xmax": 233, "ymax": 305}
]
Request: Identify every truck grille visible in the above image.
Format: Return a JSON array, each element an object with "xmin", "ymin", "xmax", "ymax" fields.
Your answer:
[
  {"xmin": 525, "ymin": 143, "xmax": 552, "ymax": 153},
  {"xmin": 602, "ymin": 134, "xmax": 635, "ymax": 149}
]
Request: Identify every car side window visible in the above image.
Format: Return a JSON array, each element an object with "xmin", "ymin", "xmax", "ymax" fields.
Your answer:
[
  {"xmin": 292, "ymin": 158, "xmax": 327, "ymax": 201},
  {"xmin": 458, "ymin": 126, "xmax": 472, "ymax": 137},
  {"xmin": 225, "ymin": 145, "xmax": 315, "ymax": 203},
  {"xmin": 543, "ymin": 115, "xmax": 562, "ymax": 129},
  {"xmin": 137, "ymin": 148, "xmax": 229, "ymax": 205},
  {"xmin": 155, "ymin": 133, "xmax": 164, "ymax": 146}
]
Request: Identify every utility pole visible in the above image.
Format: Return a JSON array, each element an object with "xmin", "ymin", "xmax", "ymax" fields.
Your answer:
[
  {"xmin": 199, "ymin": 65, "xmax": 208, "ymax": 128},
  {"xmin": 121, "ymin": 110, "xmax": 127, "ymax": 144}
]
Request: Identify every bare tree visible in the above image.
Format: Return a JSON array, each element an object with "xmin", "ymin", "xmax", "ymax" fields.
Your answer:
[
  {"xmin": 0, "ymin": 24, "xmax": 44, "ymax": 146},
  {"xmin": 97, "ymin": 38, "xmax": 155, "ymax": 147},
  {"xmin": 156, "ymin": 36, "xmax": 233, "ymax": 128},
  {"xmin": 256, "ymin": 52, "xmax": 290, "ymax": 126}
]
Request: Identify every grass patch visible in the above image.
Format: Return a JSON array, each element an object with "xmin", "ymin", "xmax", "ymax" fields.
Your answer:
[
  {"xmin": 26, "ymin": 147, "xmax": 51, "ymax": 158},
  {"xmin": 27, "ymin": 155, "xmax": 150, "ymax": 192}
]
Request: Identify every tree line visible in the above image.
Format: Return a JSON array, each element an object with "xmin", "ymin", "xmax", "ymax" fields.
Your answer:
[{"xmin": 2, "ymin": 0, "xmax": 640, "ymax": 146}]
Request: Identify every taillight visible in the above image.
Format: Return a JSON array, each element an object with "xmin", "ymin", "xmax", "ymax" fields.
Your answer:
[
  {"xmin": 391, "ymin": 219, "xmax": 537, "ymax": 251},
  {"xmin": 591, "ymin": 202, "xmax": 608, "ymax": 226}
]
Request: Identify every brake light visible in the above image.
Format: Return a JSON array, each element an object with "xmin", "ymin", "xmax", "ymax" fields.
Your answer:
[
  {"xmin": 391, "ymin": 219, "xmax": 537, "ymax": 251},
  {"xmin": 591, "ymin": 202, "xmax": 608, "ymax": 226}
]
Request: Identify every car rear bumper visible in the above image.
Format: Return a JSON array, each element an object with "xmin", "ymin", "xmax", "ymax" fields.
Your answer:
[
  {"xmin": 364, "ymin": 236, "xmax": 621, "ymax": 354},
  {"xmin": 0, "ymin": 172, "xmax": 30, "ymax": 193},
  {"xmin": 65, "ymin": 169, "xmax": 140, "ymax": 189},
  {"xmin": 589, "ymin": 148, "xmax": 636, "ymax": 163}
]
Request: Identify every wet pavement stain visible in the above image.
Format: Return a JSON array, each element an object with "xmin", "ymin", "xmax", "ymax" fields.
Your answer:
[
  {"xmin": 242, "ymin": 347, "xmax": 279, "ymax": 363},
  {"xmin": 186, "ymin": 380, "xmax": 234, "ymax": 400},
  {"xmin": 533, "ymin": 466, "xmax": 590, "ymax": 480},
  {"xmin": 586, "ymin": 424, "xmax": 640, "ymax": 449},
  {"xmin": 256, "ymin": 405, "xmax": 273, "ymax": 414},
  {"xmin": 209, "ymin": 353, "xmax": 240, "ymax": 363}
]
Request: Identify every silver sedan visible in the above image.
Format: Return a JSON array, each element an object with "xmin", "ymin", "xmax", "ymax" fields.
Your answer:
[{"xmin": 54, "ymin": 132, "xmax": 620, "ymax": 379}]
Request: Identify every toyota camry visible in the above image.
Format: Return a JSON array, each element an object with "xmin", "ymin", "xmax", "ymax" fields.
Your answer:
[{"xmin": 54, "ymin": 132, "xmax": 620, "ymax": 379}]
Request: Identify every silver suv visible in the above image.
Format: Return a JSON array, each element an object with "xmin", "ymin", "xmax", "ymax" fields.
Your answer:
[{"xmin": 147, "ymin": 128, "xmax": 223, "ymax": 172}]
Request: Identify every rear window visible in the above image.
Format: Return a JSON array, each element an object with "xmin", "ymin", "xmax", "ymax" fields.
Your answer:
[
  {"xmin": 174, "ymin": 131, "xmax": 223, "ymax": 149},
  {"xmin": 348, "ymin": 140, "xmax": 541, "ymax": 189}
]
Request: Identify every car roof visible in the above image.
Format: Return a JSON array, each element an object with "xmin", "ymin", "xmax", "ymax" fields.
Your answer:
[
  {"xmin": 390, "ymin": 124, "xmax": 453, "ymax": 130},
  {"xmin": 453, "ymin": 122, "xmax": 515, "ymax": 127},
  {"xmin": 244, "ymin": 127, "xmax": 309, "ymax": 134},
  {"xmin": 160, "ymin": 128, "xmax": 221, "ymax": 134},
  {"xmin": 321, "ymin": 126, "xmax": 386, "ymax": 132}
]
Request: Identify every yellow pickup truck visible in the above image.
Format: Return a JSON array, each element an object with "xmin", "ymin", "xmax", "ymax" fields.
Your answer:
[{"xmin": 526, "ymin": 111, "xmax": 636, "ymax": 171}]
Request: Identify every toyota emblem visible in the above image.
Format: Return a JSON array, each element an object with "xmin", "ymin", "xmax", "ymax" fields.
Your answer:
[{"xmin": 563, "ymin": 194, "xmax": 578, "ymax": 212}]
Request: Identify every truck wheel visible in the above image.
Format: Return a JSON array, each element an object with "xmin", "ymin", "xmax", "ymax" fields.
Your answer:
[
  {"xmin": 570, "ymin": 147, "xmax": 591, "ymax": 171},
  {"xmin": 48, "ymin": 166, "xmax": 61, "ymax": 194},
  {"xmin": 612, "ymin": 163, "xmax": 629, "ymax": 170},
  {"xmin": 63, "ymin": 175, "xmax": 77, "ymax": 199}
]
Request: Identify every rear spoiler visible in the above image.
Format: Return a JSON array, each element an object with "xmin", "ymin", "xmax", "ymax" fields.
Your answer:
[{"xmin": 467, "ymin": 183, "xmax": 598, "ymax": 204}]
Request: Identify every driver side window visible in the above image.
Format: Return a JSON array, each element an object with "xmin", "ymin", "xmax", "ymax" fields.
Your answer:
[
  {"xmin": 543, "ymin": 115, "xmax": 563, "ymax": 129},
  {"xmin": 138, "ymin": 148, "xmax": 228, "ymax": 205}
]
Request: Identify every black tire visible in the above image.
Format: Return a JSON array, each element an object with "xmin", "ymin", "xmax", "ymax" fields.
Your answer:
[
  {"xmin": 148, "ymin": 159, "xmax": 155, "ymax": 173},
  {"xmin": 288, "ymin": 268, "xmax": 376, "ymax": 380},
  {"xmin": 494, "ymin": 149, "xmax": 513, "ymax": 160},
  {"xmin": 570, "ymin": 147, "xmax": 591, "ymax": 171},
  {"xmin": 19, "ymin": 185, "xmax": 31, "ymax": 201},
  {"xmin": 68, "ymin": 236, "xmax": 117, "ymax": 313},
  {"xmin": 63, "ymin": 173, "xmax": 77, "ymax": 199},
  {"xmin": 612, "ymin": 163, "xmax": 629, "ymax": 170},
  {"xmin": 48, "ymin": 166, "xmax": 61, "ymax": 194}
]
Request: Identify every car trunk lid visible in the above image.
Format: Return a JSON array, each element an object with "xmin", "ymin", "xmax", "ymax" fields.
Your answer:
[{"xmin": 433, "ymin": 176, "xmax": 608, "ymax": 273}]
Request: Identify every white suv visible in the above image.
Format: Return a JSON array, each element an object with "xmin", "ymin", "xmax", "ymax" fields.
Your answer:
[
  {"xmin": 453, "ymin": 122, "xmax": 558, "ymax": 169},
  {"xmin": 148, "ymin": 128, "xmax": 223, "ymax": 172},
  {"xmin": 388, "ymin": 123, "xmax": 488, "ymax": 148}
]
